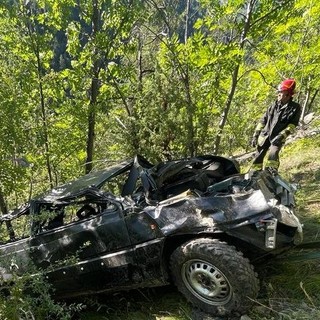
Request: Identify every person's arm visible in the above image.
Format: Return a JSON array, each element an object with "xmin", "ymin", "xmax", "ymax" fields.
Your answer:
[
  {"xmin": 251, "ymin": 106, "xmax": 270, "ymax": 147},
  {"xmin": 272, "ymin": 103, "xmax": 301, "ymax": 145},
  {"xmin": 283, "ymin": 104, "xmax": 301, "ymax": 137}
]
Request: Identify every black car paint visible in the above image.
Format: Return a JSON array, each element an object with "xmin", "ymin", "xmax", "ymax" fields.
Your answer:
[{"xmin": 0, "ymin": 155, "xmax": 302, "ymax": 298}]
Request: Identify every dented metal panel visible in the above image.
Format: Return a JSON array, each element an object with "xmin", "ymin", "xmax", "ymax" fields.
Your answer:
[{"xmin": 0, "ymin": 154, "xmax": 303, "ymax": 299}]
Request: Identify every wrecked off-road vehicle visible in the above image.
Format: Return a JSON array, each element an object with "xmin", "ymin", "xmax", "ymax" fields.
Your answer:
[{"xmin": 0, "ymin": 154, "xmax": 303, "ymax": 317}]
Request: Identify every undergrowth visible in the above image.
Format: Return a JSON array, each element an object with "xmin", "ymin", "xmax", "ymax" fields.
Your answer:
[
  {"xmin": 247, "ymin": 134, "xmax": 320, "ymax": 320},
  {"xmin": 77, "ymin": 134, "xmax": 320, "ymax": 319},
  {"xmin": 0, "ymin": 268, "xmax": 85, "ymax": 320},
  {"xmin": 1, "ymin": 134, "xmax": 320, "ymax": 320}
]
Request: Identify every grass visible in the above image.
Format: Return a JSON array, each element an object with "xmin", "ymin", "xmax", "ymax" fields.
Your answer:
[
  {"xmin": 246, "ymin": 134, "xmax": 320, "ymax": 319},
  {"xmin": 70, "ymin": 134, "xmax": 320, "ymax": 320},
  {"xmin": 75, "ymin": 287, "xmax": 191, "ymax": 320}
]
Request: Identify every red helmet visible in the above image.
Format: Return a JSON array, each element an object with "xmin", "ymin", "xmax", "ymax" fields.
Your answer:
[{"xmin": 278, "ymin": 78, "xmax": 296, "ymax": 95}]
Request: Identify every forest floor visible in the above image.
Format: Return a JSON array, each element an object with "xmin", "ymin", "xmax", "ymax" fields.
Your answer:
[{"xmin": 77, "ymin": 133, "xmax": 320, "ymax": 320}]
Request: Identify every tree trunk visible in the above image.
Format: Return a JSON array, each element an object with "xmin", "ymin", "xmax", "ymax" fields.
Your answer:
[
  {"xmin": 0, "ymin": 190, "xmax": 15, "ymax": 240},
  {"xmin": 85, "ymin": 0, "xmax": 100, "ymax": 174},
  {"xmin": 301, "ymin": 89, "xmax": 310, "ymax": 123},
  {"xmin": 25, "ymin": 8, "xmax": 54, "ymax": 188},
  {"xmin": 213, "ymin": 65, "xmax": 240, "ymax": 154},
  {"xmin": 306, "ymin": 89, "xmax": 319, "ymax": 115},
  {"xmin": 213, "ymin": 0, "xmax": 256, "ymax": 154},
  {"xmin": 38, "ymin": 78, "xmax": 54, "ymax": 187},
  {"xmin": 184, "ymin": 0, "xmax": 195, "ymax": 156}
]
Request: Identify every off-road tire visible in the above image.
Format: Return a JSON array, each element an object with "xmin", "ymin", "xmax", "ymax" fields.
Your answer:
[{"xmin": 170, "ymin": 238, "xmax": 259, "ymax": 317}]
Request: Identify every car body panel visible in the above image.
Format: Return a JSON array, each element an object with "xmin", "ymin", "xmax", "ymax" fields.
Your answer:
[{"xmin": 0, "ymin": 154, "xmax": 302, "ymax": 298}]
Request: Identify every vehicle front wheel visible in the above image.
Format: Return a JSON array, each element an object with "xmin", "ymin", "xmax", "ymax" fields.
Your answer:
[{"xmin": 170, "ymin": 238, "xmax": 259, "ymax": 317}]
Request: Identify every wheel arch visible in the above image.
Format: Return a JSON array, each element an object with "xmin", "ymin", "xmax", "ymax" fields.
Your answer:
[
  {"xmin": 161, "ymin": 233, "xmax": 223, "ymax": 276},
  {"xmin": 161, "ymin": 231, "xmax": 263, "ymax": 276}
]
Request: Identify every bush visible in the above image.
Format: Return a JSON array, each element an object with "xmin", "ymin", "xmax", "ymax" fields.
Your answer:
[{"xmin": 0, "ymin": 267, "xmax": 85, "ymax": 320}]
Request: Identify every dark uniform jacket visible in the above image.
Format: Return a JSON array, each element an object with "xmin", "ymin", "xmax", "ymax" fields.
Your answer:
[{"xmin": 258, "ymin": 98, "xmax": 301, "ymax": 141}]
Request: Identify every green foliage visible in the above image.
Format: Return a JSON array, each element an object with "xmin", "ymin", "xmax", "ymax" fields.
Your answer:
[
  {"xmin": 0, "ymin": 267, "xmax": 84, "ymax": 320},
  {"xmin": 1, "ymin": 0, "xmax": 320, "ymax": 203},
  {"xmin": 0, "ymin": 1, "xmax": 320, "ymax": 319}
]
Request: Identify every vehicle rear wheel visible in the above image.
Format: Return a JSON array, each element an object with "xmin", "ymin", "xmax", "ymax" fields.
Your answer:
[{"xmin": 170, "ymin": 238, "xmax": 259, "ymax": 317}]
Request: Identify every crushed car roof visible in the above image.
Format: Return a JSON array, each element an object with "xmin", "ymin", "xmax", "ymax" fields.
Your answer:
[{"xmin": 1, "ymin": 154, "xmax": 240, "ymax": 222}]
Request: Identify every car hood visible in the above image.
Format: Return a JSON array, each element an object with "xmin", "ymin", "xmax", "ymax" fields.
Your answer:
[{"xmin": 144, "ymin": 188, "xmax": 271, "ymax": 234}]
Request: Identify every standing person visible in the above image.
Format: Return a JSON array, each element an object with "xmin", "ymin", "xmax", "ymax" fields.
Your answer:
[{"xmin": 251, "ymin": 78, "xmax": 301, "ymax": 173}]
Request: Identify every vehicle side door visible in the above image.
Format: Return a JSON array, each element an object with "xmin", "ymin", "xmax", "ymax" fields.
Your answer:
[{"xmin": 28, "ymin": 200, "xmax": 134, "ymax": 297}]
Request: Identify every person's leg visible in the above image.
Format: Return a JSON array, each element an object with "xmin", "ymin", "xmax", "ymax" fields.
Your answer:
[
  {"xmin": 251, "ymin": 139, "xmax": 270, "ymax": 171},
  {"xmin": 251, "ymin": 146, "xmax": 268, "ymax": 171},
  {"xmin": 265, "ymin": 144, "xmax": 282, "ymax": 171}
]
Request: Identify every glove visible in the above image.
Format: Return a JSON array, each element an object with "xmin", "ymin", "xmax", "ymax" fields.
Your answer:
[
  {"xmin": 251, "ymin": 131, "xmax": 260, "ymax": 148},
  {"xmin": 271, "ymin": 134, "xmax": 285, "ymax": 146}
]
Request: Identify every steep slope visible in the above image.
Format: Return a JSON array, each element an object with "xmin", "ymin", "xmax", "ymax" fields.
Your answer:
[
  {"xmin": 248, "ymin": 134, "xmax": 320, "ymax": 320},
  {"xmin": 281, "ymin": 134, "xmax": 320, "ymax": 242}
]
